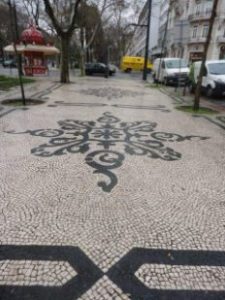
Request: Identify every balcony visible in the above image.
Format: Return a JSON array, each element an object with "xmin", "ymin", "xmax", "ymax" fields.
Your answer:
[
  {"xmin": 188, "ymin": 11, "xmax": 211, "ymax": 22},
  {"xmin": 188, "ymin": 36, "xmax": 207, "ymax": 44},
  {"xmin": 217, "ymin": 36, "xmax": 225, "ymax": 44}
]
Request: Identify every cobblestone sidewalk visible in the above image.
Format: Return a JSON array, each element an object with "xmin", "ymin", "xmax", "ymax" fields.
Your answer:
[{"xmin": 0, "ymin": 76, "xmax": 225, "ymax": 299}]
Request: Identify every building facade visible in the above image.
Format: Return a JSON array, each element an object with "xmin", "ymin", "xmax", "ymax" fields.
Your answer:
[
  {"xmin": 187, "ymin": 0, "xmax": 225, "ymax": 61},
  {"xmin": 128, "ymin": 0, "xmax": 225, "ymax": 62},
  {"xmin": 166, "ymin": 0, "xmax": 190, "ymax": 59},
  {"xmin": 165, "ymin": 0, "xmax": 225, "ymax": 61},
  {"xmin": 128, "ymin": 0, "xmax": 160, "ymax": 58},
  {"xmin": 155, "ymin": 0, "xmax": 170, "ymax": 57}
]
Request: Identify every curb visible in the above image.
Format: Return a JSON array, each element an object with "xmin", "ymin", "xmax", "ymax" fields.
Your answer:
[{"xmin": 158, "ymin": 86, "xmax": 225, "ymax": 113}]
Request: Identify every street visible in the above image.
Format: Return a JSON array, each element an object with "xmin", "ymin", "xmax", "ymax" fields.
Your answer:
[{"xmin": 0, "ymin": 74, "xmax": 225, "ymax": 300}]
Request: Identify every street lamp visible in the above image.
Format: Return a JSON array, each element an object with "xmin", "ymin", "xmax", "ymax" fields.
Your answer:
[
  {"xmin": 105, "ymin": 45, "xmax": 112, "ymax": 78},
  {"xmin": 143, "ymin": 0, "xmax": 152, "ymax": 81},
  {"xmin": 128, "ymin": 0, "xmax": 152, "ymax": 81},
  {"xmin": 107, "ymin": 45, "xmax": 112, "ymax": 65}
]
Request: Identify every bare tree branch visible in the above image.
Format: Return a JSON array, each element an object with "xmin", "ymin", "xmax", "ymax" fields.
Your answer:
[{"xmin": 43, "ymin": 0, "xmax": 63, "ymax": 35}]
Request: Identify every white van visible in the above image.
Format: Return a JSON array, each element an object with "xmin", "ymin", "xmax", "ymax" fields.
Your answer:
[
  {"xmin": 153, "ymin": 58, "xmax": 189, "ymax": 85},
  {"xmin": 190, "ymin": 60, "xmax": 225, "ymax": 97}
]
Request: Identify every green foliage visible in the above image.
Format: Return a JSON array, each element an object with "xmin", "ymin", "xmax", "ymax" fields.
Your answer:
[
  {"xmin": 176, "ymin": 105, "xmax": 217, "ymax": 115},
  {"xmin": 146, "ymin": 83, "xmax": 160, "ymax": 89},
  {"xmin": 0, "ymin": 75, "xmax": 34, "ymax": 90},
  {"xmin": 189, "ymin": 63, "xmax": 195, "ymax": 84}
]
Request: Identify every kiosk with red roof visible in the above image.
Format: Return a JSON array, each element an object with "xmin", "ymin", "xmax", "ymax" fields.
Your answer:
[{"xmin": 4, "ymin": 24, "xmax": 60, "ymax": 76}]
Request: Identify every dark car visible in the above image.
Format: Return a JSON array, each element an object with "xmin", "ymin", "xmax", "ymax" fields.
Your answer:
[
  {"xmin": 2, "ymin": 59, "xmax": 17, "ymax": 68},
  {"xmin": 109, "ymin": 64, "xmax": 117, "ymax": 75},
  {"xmin": 85, "ymin": 62, "xmax": 113, "ymax": 76}
]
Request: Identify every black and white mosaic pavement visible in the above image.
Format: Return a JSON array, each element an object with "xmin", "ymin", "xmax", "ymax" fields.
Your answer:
[
  {"xmin": 0, "ymin": 106, "xmax": 28, "ymax": 119},
  {"xmin": 77, "ymin": 87, "xmax": 145, "ymax": 100},
  {"xmin": 0, "ymin": 77, "xmax": 225, "ymax": 299},
  {"xmin": 193, "ymin": 115, "xmax": 225, "ymax": 131},
  {"xmin": 48, "ymin": 101, "xmax": 171, "ymax": 112},
  {"xmin": 1, "ymin": 245, "xmax": 225, "ymax": 299},
  {"xmin": 8, "ymin": 112, "xmax": 208, "ymax": 192}
]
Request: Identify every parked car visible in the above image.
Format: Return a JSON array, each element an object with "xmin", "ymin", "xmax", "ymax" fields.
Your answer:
[
  {"xmin": 153, "ymin": 58, "xmax": 189, "ymax": 85},
  {"xmin": 109, "ymin": 64, "xmax": 117, "ymax": 75},
  {"xmin": 85, "ymin": 62, "xmax": 113, "ymax": 76},
  {"xmin": 189, "ymin": 60, "xmax": 225, "ymax": 97},
  {"xmin": 2, "ymin": 59, "xmax": 17, "ymax": 68}
]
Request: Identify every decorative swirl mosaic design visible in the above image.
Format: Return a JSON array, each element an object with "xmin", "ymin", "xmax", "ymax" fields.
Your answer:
[
  {"xmin": 77, "ymin": 87, "xmax": 145, "ymax": 100},
  {"xmin": 8, "ymin": 112, "xmax": 208, "ymax": 192}
]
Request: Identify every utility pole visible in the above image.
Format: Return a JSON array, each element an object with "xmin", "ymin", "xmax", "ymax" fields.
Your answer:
[
  {"xmin": 80, "ymin": 27, "xmax": 85, "ymax": 77},
  {"xmin": 105, "ymin": 45, "xmax": 110, "ymax": 78},
  {"xmin": 143, "ymin": 0, "xmax": 152, "ymax": 81}
]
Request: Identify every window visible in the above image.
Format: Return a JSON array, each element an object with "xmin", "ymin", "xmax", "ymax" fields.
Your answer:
[
  {"xmin": 195, "ymin": 3, "xmax": 201, "ymax": 15},
  {"xmin": 205, "ymin": 0, "xmax": 213, "ymax": 13},
  {"xmin": 192, "ymin": 26, "xmax": 198, "ymax": 38},
  {"xmin": 219, "ymin": 46, "xmax": 225, "ymax": 60},
  {"xmin": 208, "ymin": 62, "xmax": 225, "ymax": 75},
  {"xmin": 202, "ymin": 25, "xmax": 209, "ymax": 37},
  {"xmin": 165, "ymin": 59, "xmax": 188, "ymax": 69}
]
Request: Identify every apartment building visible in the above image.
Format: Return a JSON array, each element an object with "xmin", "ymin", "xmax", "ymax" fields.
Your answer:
[
  {"xmin": 155, "ymin": 0, "xmax": 170, "ymax": 56},
  {"xmin": 165, "ymin": 0, "xmax": 225, "ymax": 61},
  {"xmin": 187, "ymin": 0, "xmax": 225, "ymax": 61},
  {"xmin": 166, "ymin": 0, "xmax": 190, "ymax": 58},
  {"xmin": 128, "ymin": 0, "xmax": 225, "ymax": 62},
  {"xmin": 128, "ymin": 0, "xmax": 160, "ymax": 57}
]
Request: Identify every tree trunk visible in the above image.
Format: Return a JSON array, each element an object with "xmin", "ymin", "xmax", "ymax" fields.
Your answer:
[
  {"xmin": 60, "ymin": 36, "xmax": 70, "ymax": 83},
  {"xmin": 80, "ymin": 48, "xmax": 85, "ymax": 77},
  {"xmin": 193, "ymin": 0, "xmax": 219, "ymax": 111},
  {"xmin": 8, "ymin": 0, "xmax": 26, "ymax": 105}
]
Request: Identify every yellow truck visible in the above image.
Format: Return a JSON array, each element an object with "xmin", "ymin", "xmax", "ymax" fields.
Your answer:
[{"xmin": 120, "ymin": 56, "xmax": 153, "ymax": 73}]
